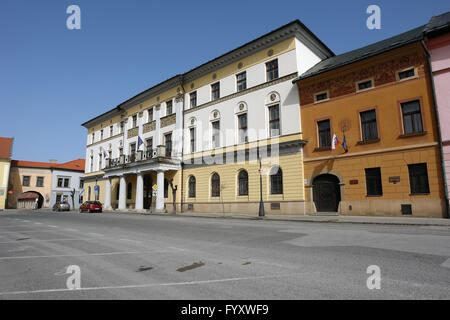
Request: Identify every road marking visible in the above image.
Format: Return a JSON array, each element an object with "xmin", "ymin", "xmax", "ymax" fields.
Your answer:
[
  {"xmin": 119, "ymin": 239, "xmax": 142, "ymax": 244},
  {"xmin": 0, "ymin": 272, "xmax": 313, "ymax": 296},
  {"xmin": 441, "ymin": 258, "xmax": 450, "ymax": 269},
  {"xmin": 0, "ymin": 249, "xmax": 175, "ymax": 260},
  {"xmin": 47, "ymin": 225, "xmax": 58, "ymax": 228},
  {"xmin": 63, "ymin": 229, "xmax": 79, "ymax": 232},
  {"xmin": 0, "ymin": 237, "xmax": 106, "ymax": 244},
  {"xmin": 87, "ymin": 233, "xmax": 104, "ymax": 237},
  {"xmin": 34, "ymin": 223, "xmax": 42, "ymax": 225}
]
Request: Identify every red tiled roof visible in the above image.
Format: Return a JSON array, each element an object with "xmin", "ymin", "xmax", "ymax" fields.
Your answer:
[
  {"xmin": 0, "ymin": 137, "xmax": 13, "ymax": 159},
  {"xmin": 11, "ymin": 159, "xmax": 85, "ymax": 171}
]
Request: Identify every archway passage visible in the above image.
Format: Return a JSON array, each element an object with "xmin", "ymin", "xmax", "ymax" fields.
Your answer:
[
  {"xmin": 313, "ymin": 174, "xmax": 341, "ymax": 212},
  {"xmin": 17, "ymin": 191, "xmax": 44, "ymax": 209}
]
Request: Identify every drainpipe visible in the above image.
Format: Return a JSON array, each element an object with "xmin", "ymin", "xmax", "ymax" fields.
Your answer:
[
  {"xmin": 421, "ymin": 39, "xmax": 450, "ymax": 219},
  {"xmin": 180, "ymin": 75, "xmax": 186, "ymax": 213}
]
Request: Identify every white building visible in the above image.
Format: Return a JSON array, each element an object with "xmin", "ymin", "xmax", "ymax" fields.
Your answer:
[{"xmin": 81, "ymin": 20, "xmax": 334, "ymax": 214}]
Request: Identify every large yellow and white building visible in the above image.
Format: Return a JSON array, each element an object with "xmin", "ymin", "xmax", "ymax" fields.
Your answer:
[{"xmin": 81, "ymin": 20, "xmax": 334, "ymax": 214}]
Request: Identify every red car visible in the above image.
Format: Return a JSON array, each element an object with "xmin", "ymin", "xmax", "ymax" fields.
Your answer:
[{"xmin": 79, "ymin": 201, "xmax": 103, "ymax": 213}]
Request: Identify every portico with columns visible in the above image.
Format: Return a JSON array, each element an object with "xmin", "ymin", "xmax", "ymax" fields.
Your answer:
[{"xmin": 103, "ymin": 160, "xmax": 181, "ymax": 212}]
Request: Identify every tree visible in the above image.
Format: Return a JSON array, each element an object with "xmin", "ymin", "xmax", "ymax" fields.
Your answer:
[
  {"xmin": 168, "ymin": 179, "xmax": 177, "ymax": 214},
  {"xmin": 70, "ymin": 188, "xmax": 76, "ymax": 211}
]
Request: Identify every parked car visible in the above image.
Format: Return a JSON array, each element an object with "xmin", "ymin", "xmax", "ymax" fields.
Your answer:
[
  {"xmin": 53, "ymin": 201, "xmax": 70, "ymax": 212},
  {"xmin": 79, "ymin": 201, "xmax": 102, "ymax": 213}
]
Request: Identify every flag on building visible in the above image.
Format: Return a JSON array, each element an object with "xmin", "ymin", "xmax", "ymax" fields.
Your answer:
[
  {"xmin": 342, "ymin": 134, "xmax": 348, "ymax": 153},
  {"xmin": 103, "ymin": 149, "xmax": 108, "ymax": 159},
  {"xmin": 331, "ymin": 134, "xmax": 339, "ymax": 151},
  {"xmin": 137, "ymin": 136, "xmax": 144, "ymax": 150}
]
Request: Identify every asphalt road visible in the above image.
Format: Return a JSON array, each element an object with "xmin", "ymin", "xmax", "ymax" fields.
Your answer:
[{"xmin": 0, "ymin": 209, "xmax": 449, "ymax": 300}]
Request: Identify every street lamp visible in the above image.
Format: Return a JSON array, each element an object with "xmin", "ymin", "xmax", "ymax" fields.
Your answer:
[{"xmin": 258, "ymin": 151, "xmax": 265, "ymax": 217}]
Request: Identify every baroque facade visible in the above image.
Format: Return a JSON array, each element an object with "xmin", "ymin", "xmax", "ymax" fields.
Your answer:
[{"xmin": 294, "ymin": 27, "xmax": 447, "ymax": 217}]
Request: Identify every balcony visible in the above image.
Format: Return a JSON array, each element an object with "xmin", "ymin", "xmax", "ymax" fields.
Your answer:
[{"xmin": 105, "ymin": 146, "xmax": 173, "ymax": 169}]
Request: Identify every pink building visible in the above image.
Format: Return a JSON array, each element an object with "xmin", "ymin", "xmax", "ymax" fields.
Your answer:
[{"xmin": 425, "ymin": 12, "xmax": 450, "ymax": 216}]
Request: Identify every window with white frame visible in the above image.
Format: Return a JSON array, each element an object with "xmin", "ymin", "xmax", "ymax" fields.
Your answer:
[
  {"xmin": 212, "ymin": 120, "xmax": 220, "ymax": 148},
  {"xmin": 238, "ymin": 113, "xmax": 248, "ymax": 143}
]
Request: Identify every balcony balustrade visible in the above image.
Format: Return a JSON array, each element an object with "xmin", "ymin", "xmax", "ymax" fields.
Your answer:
[{"xmin": 105, "ymin": 146, "xmax": 171, "ymax": 169}]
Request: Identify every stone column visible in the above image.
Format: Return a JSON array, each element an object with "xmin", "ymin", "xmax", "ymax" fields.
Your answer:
[
  {"xmin": 135, "ymin": 172, "xmax": 144, "ymax": 211},
  {"xmin": 104, "ymin": 177, "xmax": 112, "ymax": 210},
  {"xmin": 155, "ymin": 170, "xmax": 165, "ymax": 212},
  {"xmin": 118, "ymin": 175, "xmax": 127, "ymax": 210}
]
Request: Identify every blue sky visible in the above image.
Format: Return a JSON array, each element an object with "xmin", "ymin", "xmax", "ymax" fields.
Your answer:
[{"xmin": 1, "ymin": 0, "xmax": 449, "ymax": 163}]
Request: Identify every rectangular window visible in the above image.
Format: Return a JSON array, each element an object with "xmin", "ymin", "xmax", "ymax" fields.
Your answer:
[
  {"xmin": 120, "ymin": 121, "xmax": 124, "ymax": 133},
  {"xmin": 109, "ymin": 126, "xmax": 113, "ymax": 137},
  {"xmin": 269, "ymin": 105, "xmax": 280, "ymax": 137},
  {"xmin": 90, "ymin": 156, "xmax": 93, "ymax": 172},
  {"xmin": 130, "ymin": 143, "xmax": 136, "ymax": 155},
  {"xmin": 100, "ymin": 130, "xmax": 103, "ymax": 140},
  {"xmin": 190, "ymin": 91, "xmax": 197, "ymax": 108},
  {"xmin": 238, "ymin": 113, "xmax": 248, "ymax": 143},
  {"xmin": 98, "ymin": 154, "xmax": 102, "ymax": 170},
  {"xmin": 318, "ymin": 119, "xmax": 331, "ymax": 147},
  {"xmin": 91, "ymin": 133, "xmax": 95, "ymax": 143},
  {"xmin": 165, "ymin": 133, "xmax": 172, "ymax": 157},
  {"xmin": 132, "ymin": 115, "xmax": 137, "ymax": 128},
  {"xmin": 190, "ymin": 127, "xmax": 196, "ymax": 153},
  {"xmin": 365, "ymin": 168, "xmax": 382, "ymax": 196},
  {"xmin": 212, "ymin": 120, "xmax": 220, "ymax": 148},
  {"xmin": 146, "ymin": 138, "xmax": 153, "ymax": 155},
  {"xmin": 236, "ymin": 72, "xmax": 247, "ymax": 92},
  {"xmin": 36, "ymin": 177, "xmax": 44, "ymax": 187},
  {"xmin": 211, "ymin": 82, "xmax": 220, "ymax": 101},
  {"xmin": 58, "ymin": 178, "xmax": 63, "ymax": 187},
  {"xmin": 357, "ymin": 80, "xmax": 373, "ymax": 91},
  {"xmin": 315, "ymin": 92, "xmax": 328, "ymax": 102},
  {"xmin": 166, "ymin": 100, "xmax": 173, "ymax": 115},
  {"xmin": 401, "ymin": 100, "xmax": 423, "ymax": 134},
  {"xmin": 408, "ymin": 163, "xmax": 430, "ymax": 194},
  {"xmin": 22, "ymin": 176, "xmax": 30, "ymax": 187},
  {"xmin": 79, "ymin": 180, "xmax": 84, "ymax": 189},
  {"xmin": 64, "ymin": 178, "xmax": 70, "ymax": 188},
  {"xmin": 148, "ymin": 108, "xmax": 153, "ymax": 122},
  {"xmin": 119, "ymin": 147, "xmax": 123, "ymax": 156},
  {"xmin": 266, "ymin": 59, "xmax": 279, "ymax": 81},
  {"xmin": 398, "ymin": 68, "xmax": 415, "ymax": 80},
  {"xmin": 360, "ymin": 109, "xmax": 378, "ymax": 141}
]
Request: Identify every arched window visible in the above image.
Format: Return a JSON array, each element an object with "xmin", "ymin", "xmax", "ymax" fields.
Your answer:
[
  {"xmin": 238, "ymin": 170, "xmax": 248, "ymax": 196},
  {"xmin": 188, "ymin": 176, "xmax": 196, "ymax": 198},
  {"xmin": 127, "ymin": 182, "xmax": 132, "ymax": 200},
  {"xmin": 211, "ymin": 173, "xmax": 220, "ymax": 197},
  {"xmin": 88, "ymin": 186, "xmax": 91, "ymax": 201},
  {"xmin": 164, "ymin": 179, "xmax": 169, "ymax": 198},
  {"xmin": 270, "ymin": 166, "xmax": 283, "ymax": 195}
]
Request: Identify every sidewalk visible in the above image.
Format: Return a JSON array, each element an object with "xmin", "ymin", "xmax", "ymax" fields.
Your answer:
[{"xmin": 102, "ymin": 209, "xmax": 450, "ymax": 226}]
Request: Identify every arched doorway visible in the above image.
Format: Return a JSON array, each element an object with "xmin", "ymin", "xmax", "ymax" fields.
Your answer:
[
  {"xmin": 17, "ymin": 191, "xmax": 44, "ymax": 209},
  {"xmin": 313, "ymin": 174, "xmax": 341, "ymax": 212}
]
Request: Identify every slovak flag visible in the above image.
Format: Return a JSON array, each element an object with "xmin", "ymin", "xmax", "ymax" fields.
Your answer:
[
  {"xmin": 331, "ymin": 134, "xmax": 340, "ymax": 151},
  {"xmin": 137, "ymin": 136, "xmax": 144, "ymax": 150},
  {"xmin": 103, "ymin": 149, "xmax": 108, "ymax": 159}
]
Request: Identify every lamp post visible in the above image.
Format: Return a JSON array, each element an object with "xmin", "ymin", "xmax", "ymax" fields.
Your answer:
[{"xmin": 258, "ymin": 151, "xmax": 265, "ymax": 217}]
